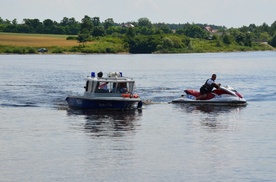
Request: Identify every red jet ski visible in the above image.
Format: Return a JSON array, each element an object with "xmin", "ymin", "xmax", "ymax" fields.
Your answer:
[{"xmin": 172, "ymin": 86, "xmax": 247, "ymax": 106}]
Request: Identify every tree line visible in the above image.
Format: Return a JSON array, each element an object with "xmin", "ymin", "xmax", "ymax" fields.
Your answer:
[{"xmin": 1, "ymin": 16, "xmax": 276, "ymax": 53}]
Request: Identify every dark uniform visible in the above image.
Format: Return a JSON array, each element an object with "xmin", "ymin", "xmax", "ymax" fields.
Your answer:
[{"xmin": 200, "ymin": 78, "xmax": 216, "ymax": 95}]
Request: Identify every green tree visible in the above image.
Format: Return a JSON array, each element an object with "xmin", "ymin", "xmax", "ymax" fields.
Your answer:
[
  {"xmin": 126, "ymin": 27, "xmax": 136, "ymax": 37},
  {"xmin": 182, "ymin": 24, "xmax": 208, "ymax": 38},
  {"xmin": 92, "ymin": 26, "xmax": 105, "ymax": 37},
  {"xmin": 77, "ymin": 29, "xmax": 91, "ymax": 43},
  {"xmin": 106, "ymin": 26, "xmax": 122, "ymax": 35},
  {"xmin": 162, "ymin": 37, "xmax": 174, "ymax": 49},
  {"xmin": 244, "ymin": 33, "xmax": 252, "ymax": 46},
  {"xmin": 43, "ymin": 19, "xmax": 55, "ymax": 33},
  {"xmin": 17, "ymin": 24, "xmax": 32, "ymax": 33},
  {"xmin": 43, "ymin": 19, "xmax": 54, "ymax": 27},
  {"xmin": 138, "ymin": 26, "xmax": 153, "ymax": 35},
  {"xmin": 258, "ymin": 23, "xmax": 270, "ymax": 33},
  {"xmin": 175, "ymin": 36, "xmax": 188, "ymax": 48},
  {"xmin": 126, "ymin": 34, "xmax": 161, "ymax": 53},
  {"xmin": 239, "ymin": 26, "xmax": 249, "ymax": 33},
  {"xmin": 248, "ymin": 24, "xmax": 256, "ymax": 32},
  {"xmin": 60, "ymin": 17, "xmax": 70, "ymax": 26},
  {"xmin": 0, "ymin": 17, "xmax": 4, "ymax": 24},
  {"xmin": 138, "ymin": 17, "xmax": 152, "ymax": 28},
  {"xmin": 23, "ymin": 18, "xmax": 43, "ymax": 33},
  {"xmin": 259, "ymin": 32, "xmax": 270, "ymax": 42},
  {"xmin": 92, "ymin": 17, "xmax": 100, "ymax": 26},
  {"xmin": 157, "ymin": 35, "xmax": 190, "ymax": 52},
  {"xmin": 78, "ymin": 15, "xmax": 93, "ymax": 43},
  {"xmin": 154, "ymin": 23, "xmax": 172, "ymax": 34},
  {"xmin": 103, "ymin": 18, "xmax": 114, "ymax": 30},
  {"xmin": 269, "ymin": 21, "xmax": 276, "ymax": 36},
  {"xmin": 65, "ymin": 17, "xmax": 80, "ymax": 35},
  {"xmin": 80, "ymin": 15, "xmax": 93, "ymax": 32},
  {"xmin": 12, "ymin": 19, "xmax": 17, "ymax": 25},
  {"xmin": 268, "ymin": 34, "xmax": 276, "ymax": 47},
  {"xmin": 3, "ymin": 24, "xmax": 18, "ymax": 32},
  {"xmin": 222, "ymin": 34, "xmax": 232, "ymax": 44},
  {"xmin": 231, "ymin": 29, "xmax": 252, "ymax": 46}
]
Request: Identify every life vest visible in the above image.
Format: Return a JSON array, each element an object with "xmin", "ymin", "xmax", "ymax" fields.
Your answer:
[{"xmin": 202, "ymin": 79, "xmax": 214, "ymax": 92}]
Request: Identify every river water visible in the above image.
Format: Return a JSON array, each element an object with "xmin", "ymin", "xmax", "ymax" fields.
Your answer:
[{"xmin": 0, "ymin": 52, "xmax": 276, "ymax": 182}]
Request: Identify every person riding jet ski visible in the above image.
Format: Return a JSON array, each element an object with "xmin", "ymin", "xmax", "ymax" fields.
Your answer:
[{"xmin": 196, "ymin": 74, "xmax": 221, "ymax": 100}]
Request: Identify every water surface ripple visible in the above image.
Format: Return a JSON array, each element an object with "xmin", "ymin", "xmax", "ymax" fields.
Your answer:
[{"xmin": 1, "ymin": 52, "xmax": 276, "ymax": 182}]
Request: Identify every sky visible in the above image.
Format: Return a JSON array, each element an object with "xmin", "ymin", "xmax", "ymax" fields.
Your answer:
[{"xmin": 1, "ymin": 0, "xmax": 276, "ymax": 28}]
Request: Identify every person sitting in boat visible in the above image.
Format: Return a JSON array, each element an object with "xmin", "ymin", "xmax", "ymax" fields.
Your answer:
[
  {"xmin": 196, "ymin": 74, "xmax": 221, "ymax": 100},
  {"xmin": 111, "ymin": 82, "xmax": 128, "ymax": 93},
  {"xmin": 118, "ymin": 82, "xmax": 128, "ymax": 93}
]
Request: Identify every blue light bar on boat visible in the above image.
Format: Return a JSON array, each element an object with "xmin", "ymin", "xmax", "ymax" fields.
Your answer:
[{"xmin": 91, "ymin": 72, "xmax": 95, "ymax": 77}]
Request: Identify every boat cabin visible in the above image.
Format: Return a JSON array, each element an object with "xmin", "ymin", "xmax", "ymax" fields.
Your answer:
[{"xmin": 84, "ymin": 72, "xmax": 136, "ymax": 94}]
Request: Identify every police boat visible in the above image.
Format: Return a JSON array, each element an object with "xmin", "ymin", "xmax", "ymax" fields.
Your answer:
[{"xmin": 66, "ymin": 72, "xmax": 143, "ymax": 110}]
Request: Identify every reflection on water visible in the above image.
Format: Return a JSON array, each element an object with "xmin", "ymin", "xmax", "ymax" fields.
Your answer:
[
  {"xmin": 174, "ymin": 103, "xmax": 245, "ymax": 114},
  {"xmin": 67, "ymin": 108, "xmax": 142, "ymax": 137},
  {"xmin": 174, "ymin": 104, "xmax": 245, "ymax": 130}
]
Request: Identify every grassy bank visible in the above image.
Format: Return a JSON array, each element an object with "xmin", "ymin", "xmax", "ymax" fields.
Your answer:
[
  {"xmin": 189, "ymin": 38, "xmax": 274, "ymax": 53},
  {"xmin": 0, "ymin": 32, "xmax": 273, "ymax": 54},
  {"xmin": 0, "ymin": 32, "xmax": 78, "ymax": 46},
  {"xmin": 0, "ymin": 32, "xmax": 127, "ymax": 54}
]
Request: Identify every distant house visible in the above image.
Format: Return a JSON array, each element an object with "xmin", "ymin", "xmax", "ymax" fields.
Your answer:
[
  {"xmin": 204, "ymin": 26, "xmax": 218, "ymax": 34},
  {"xmin": 203, "ymin": 26, "xmax": 225, "ymax": 39},
  {"xmin": 204, "ymin": 26, "xmax": 212, "ymax": 32},
  {"xmin": 122, "ymin": 23, "xmax": 135, "ymax": 28}
]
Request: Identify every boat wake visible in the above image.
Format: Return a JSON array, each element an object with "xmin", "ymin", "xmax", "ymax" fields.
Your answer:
[
  {"xmin": 246, "ymin": 92, "xmax": 276, "ymax": 102},
  {"xmin": 1, "ymin": 103, "xmax": 39, "ymax": 108},
  {"xmin": 137, "ymin": 87, "xmax": 179, "ymax": 104}
]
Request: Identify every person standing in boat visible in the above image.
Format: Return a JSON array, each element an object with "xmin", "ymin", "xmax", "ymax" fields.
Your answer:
[
  {"xmin": 97, "ymin": 71, "xmax": 108, "ymax": 90},
  {"xmin": 196, "ymin": 74, "xmax": 221, "ymax": 100}
]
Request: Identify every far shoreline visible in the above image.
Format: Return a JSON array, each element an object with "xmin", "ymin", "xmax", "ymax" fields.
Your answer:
[
  {"xmin": 1, "ymin": 32, "xmax": 275, "ymax": 54},
  {"xmin": 0, "ymin": 49, "xmax": 275, "ymax": 56}
]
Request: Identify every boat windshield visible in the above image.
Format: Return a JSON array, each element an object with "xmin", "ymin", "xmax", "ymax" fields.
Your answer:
[{"xmin": 94, "ymin": 81, "xmax": 134, "ymax": 93}]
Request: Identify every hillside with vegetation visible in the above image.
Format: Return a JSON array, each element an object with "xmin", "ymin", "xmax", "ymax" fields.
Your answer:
[{"xmin": 0, "ymin": 16, "xmax": 275, "ymax": 54}]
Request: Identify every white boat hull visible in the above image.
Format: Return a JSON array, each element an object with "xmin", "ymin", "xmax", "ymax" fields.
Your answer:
[{"xmin": 172, "ymin": 96, "xmax": 247, "ymax": 106}]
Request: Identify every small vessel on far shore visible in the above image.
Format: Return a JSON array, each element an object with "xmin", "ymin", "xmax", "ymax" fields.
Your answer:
[
  {"xmin": 171, "ymin": 85, "xmax": 247, "ymax": 106},
  {"xmin": 66, "ymin": 72, "xmax": 142, "ymax": 110}
]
